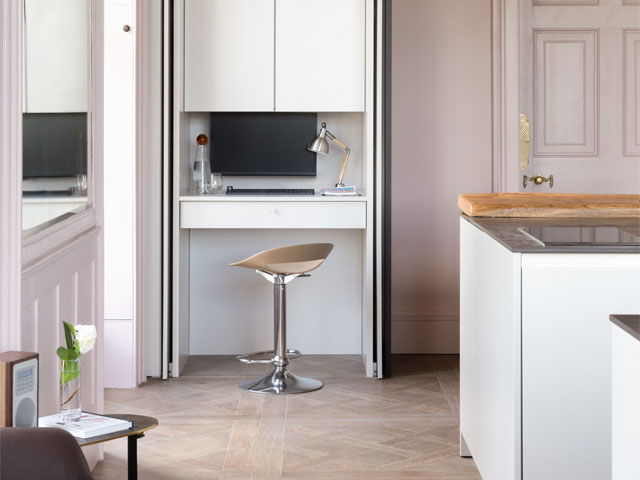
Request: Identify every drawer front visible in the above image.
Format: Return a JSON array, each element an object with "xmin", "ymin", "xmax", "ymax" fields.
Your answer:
[{"xmin": 180, "ymin": 201, "xmax": 366, "ymax": 229}]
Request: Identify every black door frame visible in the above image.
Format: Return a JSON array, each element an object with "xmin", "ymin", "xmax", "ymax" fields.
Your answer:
[{"xmin": 381, "ymin": 0, "xmax": 392, "ymax": 377}]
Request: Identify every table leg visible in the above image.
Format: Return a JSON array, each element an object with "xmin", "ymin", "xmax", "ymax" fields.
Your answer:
[{"xmin": 128, "ymin": 434, "xmax": 142, "ymax": 480}]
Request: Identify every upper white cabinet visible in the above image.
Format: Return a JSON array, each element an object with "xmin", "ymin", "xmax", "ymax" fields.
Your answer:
[
  {"xmin": 23, "ymin": 0, "xmax": 89, "ymax": 112},
  {"xmin": 184, "ymin": 0, "xmax": 365, "ymax": 112},
  {"xmin": 184, "ymin": 0, "xmax": 275, "ymax": 112},
  {"xmin": 275, "ymin": 0, "xmax": 365, "ymax": 112}
]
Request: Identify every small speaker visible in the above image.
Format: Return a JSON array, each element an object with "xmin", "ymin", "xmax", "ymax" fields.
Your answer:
[{"xmin": 0, "ymin": 351, "xmax": 39, "ymax": 427}]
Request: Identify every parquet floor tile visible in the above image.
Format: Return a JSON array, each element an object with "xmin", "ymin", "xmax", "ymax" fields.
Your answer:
[{"xmin": 92, "ymin": 355, "xmax": 480, "ymax": 479}]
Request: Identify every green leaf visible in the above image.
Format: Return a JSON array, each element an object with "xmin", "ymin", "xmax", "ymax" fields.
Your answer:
[
  {"xmin": 63, "ymin": 321, "xmax": 76, "ymax": 349},
  {"xmin": 60, "ymin": 369, "xmax": 79, "ymax": 385},
  {"xmin": 56, "ymin": 347, "xmax": 78, "ymax": 361}
]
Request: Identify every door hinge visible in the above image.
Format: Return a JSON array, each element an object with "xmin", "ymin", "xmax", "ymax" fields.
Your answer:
[
  {"xmin": 168, "ymin": 362, "xmax": 173, "ymax": 375},
  {"xmin": 372, "ymin": 362, "xmax": 378, "ymax": 377}
]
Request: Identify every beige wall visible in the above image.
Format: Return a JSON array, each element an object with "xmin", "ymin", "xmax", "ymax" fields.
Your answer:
[{"xmin": 391, "ymin": 0, "xmax": 493, "ymax": 353}]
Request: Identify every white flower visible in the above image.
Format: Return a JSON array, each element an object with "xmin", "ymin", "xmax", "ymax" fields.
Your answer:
[{"xmin": 75, "ymin": 324, "xmax": 97, "ymax": 355}]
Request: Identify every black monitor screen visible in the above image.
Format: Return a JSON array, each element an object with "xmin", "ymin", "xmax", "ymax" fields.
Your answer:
[
  {"xmin": 210, "ymin": 113, "xmax": 317, "ymax": 176},
  {"xmin": 23, "ymin": 113, "xmax": 88, "ymax": 178}
]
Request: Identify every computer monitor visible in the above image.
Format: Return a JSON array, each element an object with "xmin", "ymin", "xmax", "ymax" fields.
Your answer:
[{"xmin": 210, "ymin": 112, "xmax": 317, "ymax": 176}]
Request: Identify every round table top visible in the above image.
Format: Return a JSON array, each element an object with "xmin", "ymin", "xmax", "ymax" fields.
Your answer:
[{"xmin": 77, "ymin": 414, "xmax": 158, "ymax": 447}]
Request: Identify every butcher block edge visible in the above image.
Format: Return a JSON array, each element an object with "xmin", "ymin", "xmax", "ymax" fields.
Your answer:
[{"xmin": 458, "ymin": 193, "xmax": 640, "ymax": 218}]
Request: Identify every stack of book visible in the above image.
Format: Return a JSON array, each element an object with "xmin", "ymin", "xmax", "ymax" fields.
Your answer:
[
  {"xmin": 321, "ymin": 186, "xmax": 358, "ymax": 196},
  {"xmin": 39, "ymin": 412, "xmax": 132, "ymax": 439}
]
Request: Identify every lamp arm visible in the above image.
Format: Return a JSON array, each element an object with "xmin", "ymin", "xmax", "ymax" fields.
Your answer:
[{"xmin": 325, "ymin": 131, "xmax": 351, "ymax": 187}]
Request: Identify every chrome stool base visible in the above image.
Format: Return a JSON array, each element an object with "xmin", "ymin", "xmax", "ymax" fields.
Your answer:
[
  {"xmin": 235, "ymin": 268, "xmax": 327, "ymax": 395},
  {"xmin": 239, "ymin": 367, "xmax": 323, "ymax": 395}
]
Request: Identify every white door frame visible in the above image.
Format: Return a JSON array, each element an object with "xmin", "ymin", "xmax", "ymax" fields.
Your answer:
[
  {"xmin": 492, "ymin": 0, "xmax": 521, "ymax": 193},
  {"xmin": 103, "ymin": 0, "xmax": 150, "ymax": 387},
  {"xmin": 0, "ymin": 0, "xmax": 23, "ymax": 350}
]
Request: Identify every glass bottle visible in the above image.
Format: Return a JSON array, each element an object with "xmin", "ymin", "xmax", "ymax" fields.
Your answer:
[{"xmin": 192, "ymin": 134, "xmax": 211, "ymax": 194}]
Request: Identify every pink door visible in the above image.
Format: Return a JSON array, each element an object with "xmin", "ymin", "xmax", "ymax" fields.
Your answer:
[{"xmin": 520, "ymin": 0, "xmax": 640, "ymax": 193}]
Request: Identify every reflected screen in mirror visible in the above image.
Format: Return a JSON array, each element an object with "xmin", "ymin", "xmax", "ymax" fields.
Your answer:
[{"xmin": 23, "ymin": 112, "xmax": 87, "ymax": 178}]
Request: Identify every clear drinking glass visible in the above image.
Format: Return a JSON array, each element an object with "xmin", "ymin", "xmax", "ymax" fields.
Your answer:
[{"xmin": 210, "ymin": 172, "xmax": 223, "ymax": 193}]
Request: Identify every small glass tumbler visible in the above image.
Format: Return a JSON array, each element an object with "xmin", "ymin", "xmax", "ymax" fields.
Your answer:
[{"xmin": 210, "ymin": 173, "xmax": 223, "ymax": 193}]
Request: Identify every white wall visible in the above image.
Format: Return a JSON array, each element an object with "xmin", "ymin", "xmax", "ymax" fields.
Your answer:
[
  {"xmin": 189, "ymin": 229, "xmax": 363, "ymax": 355},
  {"xmin": 391, "ymin": 0, "xmax": 493, "ymax": 353}
]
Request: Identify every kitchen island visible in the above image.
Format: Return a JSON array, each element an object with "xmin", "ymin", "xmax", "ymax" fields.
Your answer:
[
  {"xmin": 460, "ymin": 214, "xmax": 640, "ymax": 480},
  {"xmin": 611, "ymin": 315, "xmax": 640, "ymax": 479}
]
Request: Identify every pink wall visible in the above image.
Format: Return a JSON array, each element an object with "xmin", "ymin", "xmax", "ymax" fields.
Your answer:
[{"xmin": 391, "ymin": 0, "xmax": 493, "ymax": 353}]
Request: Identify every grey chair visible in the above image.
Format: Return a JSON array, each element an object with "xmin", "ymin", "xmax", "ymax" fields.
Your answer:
[
  {"xmin": 0, "ymin": 427, "xmax": 93, "ymax": 480},
  {"xmin": 231, "ymin": 243, "xmax": 334, "ymax": 394}
]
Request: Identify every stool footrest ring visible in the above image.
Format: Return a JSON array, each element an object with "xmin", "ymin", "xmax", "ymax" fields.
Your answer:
[{"xmin": 237, "ymin": 349, "xmax": 301, "ymax": 364}]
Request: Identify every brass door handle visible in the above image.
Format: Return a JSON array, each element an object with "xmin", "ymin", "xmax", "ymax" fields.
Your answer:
[{"xmin": 523, "ymin": 174, "xmax": 553, "ymax": 189}]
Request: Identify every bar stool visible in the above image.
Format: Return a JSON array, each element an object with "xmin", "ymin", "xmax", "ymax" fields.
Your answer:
[{"xmin": 230, "ymin": 243, "xmax": 334, "ymax": 394}]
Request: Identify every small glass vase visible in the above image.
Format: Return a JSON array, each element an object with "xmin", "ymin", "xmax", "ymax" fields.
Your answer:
[{"xmin": 59, "ymin": 358, "xmax": 81, "ymax": 422}]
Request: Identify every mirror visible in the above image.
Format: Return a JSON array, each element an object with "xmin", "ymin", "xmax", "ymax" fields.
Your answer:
[{"xmin": 22, "ymin": 0, "xmax": 91, "ymax": 233}]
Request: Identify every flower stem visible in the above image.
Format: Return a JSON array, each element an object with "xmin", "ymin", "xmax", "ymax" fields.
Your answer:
[{"xmin": 60, "ymin": 385, "xmax": 81, "ymax": 407}]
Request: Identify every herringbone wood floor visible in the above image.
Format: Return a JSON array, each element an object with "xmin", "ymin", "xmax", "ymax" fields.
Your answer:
[{"xmin": 92, "ymin": 355, "xmax": 480, "ymax": 479}]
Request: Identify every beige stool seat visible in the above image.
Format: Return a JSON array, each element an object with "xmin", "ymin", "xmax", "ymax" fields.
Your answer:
[
  {"xmin": 230, "ymin": 243, "xmax": 333, "ymax": 275},
  {"xmin": 231, "ymin": 243, "xmax": 334, "ymax": 394}
]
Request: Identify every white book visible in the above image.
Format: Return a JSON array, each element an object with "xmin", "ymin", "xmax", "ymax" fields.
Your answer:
[
  {"xmin": 39, "ymin": 412, "xmax": 132, "ymax": 439},
  {"xmin": 321, "ymin": 186, "xmax": 358, "ymax": 196}
]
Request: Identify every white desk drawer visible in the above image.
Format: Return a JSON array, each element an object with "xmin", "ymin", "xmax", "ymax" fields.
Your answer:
[{"xmin": 180, "ymin": 201, "xmax": 366, "ymax": 229}]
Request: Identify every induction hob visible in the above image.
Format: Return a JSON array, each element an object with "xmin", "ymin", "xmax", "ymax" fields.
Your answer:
[{"xmin": 518, "ymin": 225, "xmax": 640, "ymax": 248}]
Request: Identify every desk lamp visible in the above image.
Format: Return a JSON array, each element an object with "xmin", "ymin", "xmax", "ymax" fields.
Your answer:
[{"xmin": 307, "ymin": 122, "xmax": 351, "ymax": 187}]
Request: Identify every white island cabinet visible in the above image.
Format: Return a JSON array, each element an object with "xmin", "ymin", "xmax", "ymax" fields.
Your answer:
[
  {"xmin": 611, "ymin": 315, "xmax": 640, "ymax": 480},
  {"xmin": 460, "ymin": 216, "xmax": 640, "ymax": 480}
]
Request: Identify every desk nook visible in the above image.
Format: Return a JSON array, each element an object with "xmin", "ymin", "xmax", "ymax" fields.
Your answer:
[{"xmin": 167, "ymin": 0, "xmax": 382, "ymax": 379}]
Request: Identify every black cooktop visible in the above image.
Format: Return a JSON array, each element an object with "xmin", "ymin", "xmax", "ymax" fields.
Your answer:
[{"xmin": 519, "ymin": 225, "xmax": 640, "ymax": 247}]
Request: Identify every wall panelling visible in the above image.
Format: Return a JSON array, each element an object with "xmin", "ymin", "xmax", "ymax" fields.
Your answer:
[
  {"xmin": 534, "ymin": 30, "xmax": 599, "ymax": 156},
  {"xmin": 21, "ymin": 229, "xmax": 102, "ymax": 467},
  {"xmin": 624, "ymin": 30, "xmax": 640, "ymax": 155}
]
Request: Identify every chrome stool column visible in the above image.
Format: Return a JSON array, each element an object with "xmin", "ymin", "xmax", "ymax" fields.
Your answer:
[{"xmin": 231, "ymin": 243, "xmax": 333, "ymax": 394}]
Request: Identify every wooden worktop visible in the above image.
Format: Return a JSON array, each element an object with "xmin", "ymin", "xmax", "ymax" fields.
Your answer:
[{"xmin": 458, "ymin": 193, "xmax": 640, "ymax": 218}]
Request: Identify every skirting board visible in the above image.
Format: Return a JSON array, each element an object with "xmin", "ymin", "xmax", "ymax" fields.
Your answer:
[{"xmin": 392, "ymin": 309, "xmax": 460, "ymax": 353}]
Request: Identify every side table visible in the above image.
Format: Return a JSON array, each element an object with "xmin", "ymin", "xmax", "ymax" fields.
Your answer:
[{"xmin": 77, "ymin": 414, "xmax": 158, "ymax": 480}]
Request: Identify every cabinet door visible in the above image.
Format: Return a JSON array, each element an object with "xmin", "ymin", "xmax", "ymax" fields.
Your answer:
[
  {"xmin": 184, "ymin": 0, "xmax": 274, "ymax": 112},
  {"xmin": 23, "ymin": 0, "xmax": 89, "ymax": 112},
  {"xmin": 521, "ymin": 254, "xmax": 640, "ymax": 480},
  {"xmin": 275, "ymin": 0, "xmax": 365, "ymax": 112}
]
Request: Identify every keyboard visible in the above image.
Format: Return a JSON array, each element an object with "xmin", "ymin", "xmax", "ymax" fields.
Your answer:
[{"xmin": 226, "ymin": 187, "xmax": 315, "ymax": 196}]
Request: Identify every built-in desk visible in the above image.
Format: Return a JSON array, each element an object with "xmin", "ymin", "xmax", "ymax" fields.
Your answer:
[
  {"xmin": 179, "ymin": 195, "xmax": 367, "ymax": 229},
  {"xmin": 173, "ymin": 194, "xmax": 374, "ymax": 373}
]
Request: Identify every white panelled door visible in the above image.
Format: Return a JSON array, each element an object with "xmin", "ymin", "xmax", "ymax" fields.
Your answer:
[
  {"xmin": 103, "ymin": 0, "xmax": 136, "ymax": 388},
  {"xmin": 520, "ymin": 0, "xmax": 640, "ymax": 193}
]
